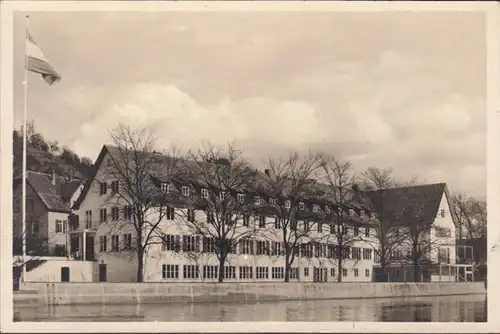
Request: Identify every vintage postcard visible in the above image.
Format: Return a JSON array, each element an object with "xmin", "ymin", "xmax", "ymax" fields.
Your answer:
[{"xmin": 0, "ymin": 1, "xmax": 499, "ymax": 333}]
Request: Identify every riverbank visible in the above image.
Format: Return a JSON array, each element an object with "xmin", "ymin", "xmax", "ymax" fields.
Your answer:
[{"xmin": 18, "ymin": 282, "xmax": 486, "ymax": 306}]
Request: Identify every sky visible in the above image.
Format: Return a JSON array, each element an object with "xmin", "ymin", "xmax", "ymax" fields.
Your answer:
[{"xmin": 12, "ymin": 10, "xmax": 487, "ymax": 198}]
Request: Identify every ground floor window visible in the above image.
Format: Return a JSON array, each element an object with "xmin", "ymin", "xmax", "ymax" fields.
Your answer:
[
  {"xmin": 256, "ymin": 266, "xmax": 268, "ymax": 279},
  {"xmin": 271, "ymin": 267, "xmax": 284, "ymax": 279},
  {"xmin": 162, "ymin": 264, "xmax": 179, "ymax": 279},
  {"xmin": 224, "ymin": 266, "xmax": 236, "ymax": 279},
  {"xmin": 342, "ymin": 268, "xmax": 348, "ymax": 277},
  {"xmin": 354, "ymin": 268, "xmax": 359, "ymax": 277},
  {"xmin": 330, "ymin": 268, "xmax": 336, "ymax": 278},
  {"xmin": 365, "ymin": 269, "xmax": 370, "ymax": 277},
  {"xmin": 203, "ymin": 265, "xmax": 218, "ymax": 279},
  {"xmin": 304, "ymin": 267, "xmax": 309, "ymax": 277},
  {"xmin": 239, "ymin": 266, "xmax": 253, "ymax": 279},
  {"xmin": 183, "ymin": 265, "xmax": 199, "ymax": 279},
  {"xmin": 289, "ymin": 267, "xmax": 299, "ymax": 279}
]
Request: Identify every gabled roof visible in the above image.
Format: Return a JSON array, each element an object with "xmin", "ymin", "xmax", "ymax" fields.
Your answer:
[
  {"xmin": 14, "ymin": 171, "xmax": 84, "ymax": 213},
  {"xmin": 363, "ymin": 183, "xmax": 450, "ymax": 227}
]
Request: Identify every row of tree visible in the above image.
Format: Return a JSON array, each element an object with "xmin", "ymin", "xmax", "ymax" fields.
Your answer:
[{"xmin": 98, "ymin": 124, "xmax": 486, "ymax": 283}]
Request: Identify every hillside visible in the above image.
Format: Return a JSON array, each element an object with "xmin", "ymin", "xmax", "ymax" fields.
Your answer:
[{"xmin": 12, "ymin": 122, "xmax": 93, "ymax": 180}]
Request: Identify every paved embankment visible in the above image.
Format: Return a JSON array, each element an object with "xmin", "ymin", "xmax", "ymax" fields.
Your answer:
[{"xmin": 17, "ymin": 282, "xmax": 486, "ymax": 306}]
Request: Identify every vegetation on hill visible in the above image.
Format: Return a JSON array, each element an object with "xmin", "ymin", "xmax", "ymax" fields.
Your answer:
[{"xmin": 12, "ymin": 120, "xmax": 93, "ymax": 180}]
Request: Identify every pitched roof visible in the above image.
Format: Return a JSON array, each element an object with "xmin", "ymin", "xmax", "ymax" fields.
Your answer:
[
  {"xmin": 16, "ymin": 171, "xmax": 83, "ymax": 213},
  {"xmin": 363, "ymin": 183, "xmax": 448, "ymax": 227}
]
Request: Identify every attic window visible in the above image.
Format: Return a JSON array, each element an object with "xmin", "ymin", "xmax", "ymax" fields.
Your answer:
[
  {"xmin": 160, "ymin": 183, "xmax": 169, "ymax": 194},
  {"xmin": 285, "ymin": 200, "xmax": 291, "ymax": 209},
  {"xmin": 299, "ymin": 202, "xmax": 305, "ymax": 211},
  {"xmin": 237, "ymin": 193, "xmax": 245, "ymax": 203},
  {"xmin": 99, "ymin": 182, "xmax": 108, "ymax": 195},
  {"xmin": 349, "ymin": 209, "xmax": 355, "ymax": 216},
  {"xmin": 269, "ymin": 198, "xmax": 277, "ymax": 206},
  {"xmin": 201, "ymin": 189, "xmax": 209, "ymax": 199},
  {"xmin": 111, "ymin": 180, "xmax": 119, "ymax": 193},
  {"xmin": 370, "ymin": 212, "xmax": 376, "ymax": 219},
  {"xmin": 312, "ymin": 204, "xmax": 319, "ymax": 213},
  {"xmin": 440, "ymin": 209, "xmax": 445, "ymax": 218},
  {"xmin": 254, "ymin": 196, "xmax": 261, "ymax": 205},
  {"xmin": 181, "ymin": 186, "xmax": 190, "ymax": 197},
  {"xmin": 325, "ymin": 205, "xmax": 331, "ymax": 213},
  {"xmin": 220, "ymin": 191, "xmax": 227, "ymax": 200},
  {"xmin": 360, "ymin": 210, "xmax": 365, "ymax": 218}
]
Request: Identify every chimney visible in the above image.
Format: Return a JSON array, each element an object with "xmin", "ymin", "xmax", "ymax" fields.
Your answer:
[{"xmin": 51, "ymin": 169, "xmax": 56, "ymax": 185}]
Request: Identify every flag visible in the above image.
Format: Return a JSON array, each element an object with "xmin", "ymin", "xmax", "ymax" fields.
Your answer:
[{"xmin": 26, "ymin": 33, "xmax": 61, "ymax": 85}]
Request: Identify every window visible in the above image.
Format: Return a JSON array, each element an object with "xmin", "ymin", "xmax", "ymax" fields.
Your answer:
[
  {"xmin": 299, "ymin": 202, "xmax": 305, "ymax": 210},
  {"xmin": 329, "ymin": 223, "xmax": 335, "ymax": 233},
  {"xmin": 123, "ymin": 234, "xmax": 132, "ymax": 249},
  {"xmin": 435, "ymin": 226, "xmax": 452, "ymax": 238},
  {"xmin": 99, "ymin": 236, "xmax": 107, "ymax": 252},
  {"xmin": 183, "ymin": 235, "xmax": 199, "ymax": 252},
  {"xmin": 237, "ymin": 193, "xmax": 245, "ymax": 203},
  {"xmin": 317, "ymin": 222, "xmax": 323, "ymax": 233},
  {"xmin": 123, "ymin": 205, "xmax": 133, "ymax": 220},
  {"xmin": 269, "ymin": 198, "xmax": 277, "ymax": 206},
  {"xmin": 99, "ymin": 208, "xmax": 107, "ymax": 222},
  {"xmin": 224, "ymin": 266, "xmax": 236, "ymax": 279},
  {"xmin": 111, "ymin": 207, "xmax": 120, "ymax": 221},
  {"xmin": 370, "ymin": 212, "xmax": 376, "ymax": 219},
  {"xmin": 239, "ymin": 239, "xmax": 254, "ymax": 255},
  {"xmin": 312, "ymin": 204, "xmax": 319, "ymax": 212},
  {"xmin": 183, "ymin": 265, "xmax": 199, "ymax": 279},
  {"xmin": 374, "ymin": 252, "xmax": 380, "ymax": 263},
  {"xmin": 55, "ymin": 220, "xmax": 65, "ymax": 234},
  {"xmin": 160, "ymin": 183, "xmax": 169, "ymax": 194},
  {"xmin": 271, "ymin": 241, "xmax": 282, "ymax": 256},
  {"xmin": 342, "ymin": 268, "xmax": 348, "ymax": 277},
  {"xmin": 203, "ymin": 265, "xmax": 218, "ymax": 279},
  {"xmin": 256, "ymin": 267, "xmax": 268, "ymax": 279},
  {"xmin": 206, "ymin": 212, "xmax": 215, "ymax": 224},
  {"xmin": 304, "ymin": 267, "xmax": 309, "ymax": 277},
  {"xmin": 303, "ymin": 220, "xmax": 309, "ymax": 231},
  {"xmin": 354, "ymin": 226, "xmax": 359, "ymax": 237},
  {"xmin": 254, "ymin": 196, "xmax": 261, "ymax": 205},
  {"xmin": 360, "ymin": 210, "xmax": 365, "ymax": 218},
  {"xmin": 342, "ymin": 246, "xmax": 351, "ymax": 259},
  {"xmin": 201, "ymin": 188, "xmax": 209, "ymax": 199},
  {"xmin": 440, "ymin": 209, "xmax": 445, "ymax": 218},
  {"xmin": 162, "ymin": 234, "xmax": 181, "ymax": 252},
  {"xmin": 362, "ymin": 248, "xmax": 372, "ymax": 260},
  {"xmin": 181, "ymin": 186, "xmax": 190, "ymax": 196},
  {"xmin": 239, "ymin": 266, "xmax": 253, "ymax": 279},
  {"xmin": 330, "ymin": 268, "xmax": 336, "ymax": 277},
  {"xmin": 284, "ymin": 200, "xmax": 291, "ymax": 209},
  {"xmin": 395, "ymin": 269, "xmax": 400, "ymax": 277},
  {"xmin": 289, "ymin": 267, "xmax": 299, "ymax": 280},
  {"xmin": 162, "ymin": 264, "xmax": 179, "ymax": 279},
  {"xmin": 85, "ymin": 210, "xmax": 93, "ymax": 229},
  {"xmin": 272, "ymin": 267, "xmax": 284, "ymax": 279},
  {"xmin": 259, "ymin": 215, "xmax": 266, "ymax": 228},
  {"xmin": 256, "ymin": 240, "xmax": 269, "ymax": 255},
  {"xmin": 365, "ymin": 269, "xmax": 370, "ymax": 277},
  {"xmin": 325, "ymin": 205, "xmax": 331, "ymax": 213},
  {"xmin": 31, "ymin": 219, "xmax": 39, "ymax": 236},
  {"xmin": 202, "ymin": 237, "xmax": 215, "ymax": 253},
  {"xmin": 219, "ymin": 191, "xmax": 227, "ymax": 200},
  {"xmin": 242, "ymin": 215, "xmax": 250, "ymax": 227},
  {"xmin": 349, "ymin": 209, "xmax": 355, "ymax": 216},
  {"xmin": 166, "ymin": 207, "xmax": 175, "ymax": 220},
  {"xmin": 274, "ymin": 217, "xmax": 281, "ymax": 229},
  {"xmin": 187, "ymin": 209, "xmax": 195, "ymax": 222},
  {"xmin": 111, "ymin": 180, "xmax": 119, "ymax": 193},
  {"xmin": 111, "ymin": 235, "xmax": 119, "ymax": 251},
  {"xmin": 100, "ymin": 182, "xmax": 108, "ymax": 195},
  {"xmin": 365, "ymin": 227, "xmax": 370, "ymax": 237},
  {"xmin": 354, "ymin": 269, "xmax": 359, "ymax": 277},
  {"xmin": 438, "ymin": 248, "xmax": 451, "ymax": 264},
  {"xmin": 351, "ymin": 247, "xmax": 362, "ymax": 260}
]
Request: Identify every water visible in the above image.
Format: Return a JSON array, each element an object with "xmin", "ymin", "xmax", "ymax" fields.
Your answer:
[{"xmin": 14, "ymin": 294, "xmax": 486, "ymax": 322}]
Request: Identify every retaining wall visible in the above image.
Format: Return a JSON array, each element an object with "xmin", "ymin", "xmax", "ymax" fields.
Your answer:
[{"xmin": 20, "ymin": 282, "xmax": 486, "ymax": 306}]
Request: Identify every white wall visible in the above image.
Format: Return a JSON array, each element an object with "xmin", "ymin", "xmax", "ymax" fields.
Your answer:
[
  {"xmin": 24, "ymin": 258, "xmax": 97, "ymax": 282},
  {"xmin": 430, "ymin": 192, "xmax": 457, "ymax": 265}
]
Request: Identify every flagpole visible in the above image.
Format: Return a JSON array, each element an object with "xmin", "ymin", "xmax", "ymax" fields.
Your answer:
[{"xmin": 21, "ymin": 14, "xmax": 30, "ymax": 283}]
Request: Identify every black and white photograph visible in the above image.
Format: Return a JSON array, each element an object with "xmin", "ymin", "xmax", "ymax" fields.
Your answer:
[{"xmin": 1, "ymin": 1, "xmax": 498, "ymax": 332}]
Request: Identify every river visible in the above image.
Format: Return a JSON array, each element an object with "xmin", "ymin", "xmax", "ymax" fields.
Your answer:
[{"xmin": 14, "ymin": 294, "xmax": 486, "ymax": 322}]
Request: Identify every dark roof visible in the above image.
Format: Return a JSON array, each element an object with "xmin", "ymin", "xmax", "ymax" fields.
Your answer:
[
  {"xmin": 16, "ymin": 171, "xmax": 83, "ymax": 213},
  {"xmin": 363, "ymin": 183, "xmax": 449, "ymax": 227}
]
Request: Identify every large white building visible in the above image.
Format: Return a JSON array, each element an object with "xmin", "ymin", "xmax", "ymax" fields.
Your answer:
[{"xmin": 70, "ymin": 145, "xmax": 380, "ymax": 283}]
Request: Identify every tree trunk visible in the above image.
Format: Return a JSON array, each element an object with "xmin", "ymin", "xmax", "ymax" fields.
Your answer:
[
  {"xmin": 136, "ymin": 248, "xmax": 144, "ymax": 283},
  {"xmin": 284, "ymin": 253, "xmax": 290, "ymax": 282},
  {"xmin": 218, "ymin": 254, "xmax": 225, "ymax": 283},
  {"xmin": 337, "ymin": 257, "xmax": 342, "ymax": 282}
]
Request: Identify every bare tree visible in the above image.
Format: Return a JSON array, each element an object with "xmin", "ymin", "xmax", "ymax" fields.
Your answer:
[
  {"xmin": 317, "ymin": 155, "xmax": 363, "ymax": 282},
  {"xmin": 175, "ymin": 143, "xmax": 256, "ymax": 282},
  {"xmin": 450, "ymin": 193, "xmax": 487, "ymax": 240},
  {"xmin": 258, "ymin": 151, "xmax": 321, "ymax": 282},
  {"xmin": 100, "ymin": 123, "xmax": 180, "ymax": 282}
]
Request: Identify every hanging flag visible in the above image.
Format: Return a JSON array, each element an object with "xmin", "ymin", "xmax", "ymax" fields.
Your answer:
[{"xmin": 26, "ymin": 33, "xmax": 61, "ymax": 85}]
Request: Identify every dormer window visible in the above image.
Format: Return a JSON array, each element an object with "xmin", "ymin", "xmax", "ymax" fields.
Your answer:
[
  {"xmin": 349, "ymin": 209, "xmax": 355, "ymax": 216},
  {"xmin": 312, "ymin": 204, "xmax": 319, "ymax": 213},
  {"xmin": 299, "ymin": 202, "xmax": 305, "ymax": 211},
  {"xmin": 181, "ymin": 186, "xmax": 190, "ymax": 196},
  {"xmin": 160, "ymin": 183, "xmax": 169, "ymax": 194},
  {"xmin": 219, "ymin": 191, "xmax": 227, "ymax": 200},
  {"xmin": 440, "ymin": 209, "xmax": 445, "ymax": 218},
  {"xmin": 237, "ymin": 193, "xmax": 245, "ymax": 203},
  {"xmin": 360, "ymin": 210, "xmax": 365, "ymax": 218},
  {"xmin": 337, "ymin": 207, "xmax": 343, "ymax": 215},
  {"xmin": 285, "ymin": 200, "xmax": 291, "ymax": 209},
  {"xmin": 325, "ymin": 205, "xmax": 331, "ymax": 213},
  {"xmin": 370, "ymin": 212, "xmax": 376, "ymax": 219},
  {"xmin": 269, "ymin": 198, "xmax": 277, "ymax": 206},
  {"xmin": 201, "ymin": 188, "xmax": 209, "ymax": 199},
  {"xmin": 254, "ymin": 196, "xmax": 261, "ymax": 205}
]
